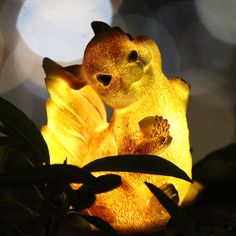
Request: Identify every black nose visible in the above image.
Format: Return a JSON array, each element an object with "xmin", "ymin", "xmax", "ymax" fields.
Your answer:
[{"xmin": 96, "ymin": 74, "xmax": 112, "ymax": 86}]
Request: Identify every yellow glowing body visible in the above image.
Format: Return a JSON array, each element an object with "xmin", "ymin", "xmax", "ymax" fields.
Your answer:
[{"xmin": 41, "ymin": 22, "xmax": 192, "ymax": 233}]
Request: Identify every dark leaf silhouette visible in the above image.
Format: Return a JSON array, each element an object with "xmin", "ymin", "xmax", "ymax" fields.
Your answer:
[
  {"xmin": 83, "ymin": 155, "xmax": 191, "ymax": 182},
  {"xmin": 67, "ymin": 212, "xmax": 91, "ymax": 230},
  {"xmin": 145, "ymin": 182, "xmax": 196, "ymax": 236},
  {"xmin": 5, "ymin": 148, "xmax": 34, "ymax": 172},
  {"xmin": 67, "ymin": 190, "xmax": 96, "ymax": 211},
  {"xmin": 0, "ymin": 164, "xmax": 96, "ymax": 187},
  {"xmin": 0, "ymin": 200, "xmax": 37, "ymax": 233},
  {"xmin": 0, "ymin": 97, "xmax": 50, "ymax": 165},
  {"xmin": 79, "ymin": 174, "xmax": 122, "ymax": 194}
]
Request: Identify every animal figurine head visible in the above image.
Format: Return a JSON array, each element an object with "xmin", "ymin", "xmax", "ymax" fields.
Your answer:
[
  {"xmin": 42, "ymin": 21, "xmax": 192, "ymax": 233},
  {"xmin": 80, "ymin": 22, "xmax": 162, "ymax": 108}
]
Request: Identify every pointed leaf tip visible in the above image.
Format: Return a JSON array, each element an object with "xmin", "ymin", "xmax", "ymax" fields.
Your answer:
[
  {"xmin": 83, "ymin": 155, "xmax": 192, "ymax": 183},
  {"xmin": 145, "ymin": 182, "xmax": 196, "ymax": 236}
]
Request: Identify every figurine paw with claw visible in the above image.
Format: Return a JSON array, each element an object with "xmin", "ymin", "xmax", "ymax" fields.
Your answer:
[{"xmin": 135, "ymin": 116, "xmax": 172, "ymax": 155}]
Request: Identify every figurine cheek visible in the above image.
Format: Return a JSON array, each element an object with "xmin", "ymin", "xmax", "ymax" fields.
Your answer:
[{"xmin": 121, "ymin": 63, "xmax": 144, "ymax": 84}]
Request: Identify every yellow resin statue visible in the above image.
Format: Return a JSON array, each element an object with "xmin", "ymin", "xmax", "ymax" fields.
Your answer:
[{"xmin": 41, "ymin": 21, "xmax": 192, "ymax": 233}]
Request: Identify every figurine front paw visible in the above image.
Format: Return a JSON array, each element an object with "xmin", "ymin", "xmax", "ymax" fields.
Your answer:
[
  {"xmin": 139, "ymin": 115, "xmax": 170, "ymax": 139},
  {"xmin": 135, "ymin": 115, "xmax": 172, "ymax": 155}
]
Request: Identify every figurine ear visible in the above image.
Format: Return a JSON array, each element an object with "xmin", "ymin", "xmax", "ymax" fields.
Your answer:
[
  {"xmin": 91, "ymin": 21, "xmax": 112, "ymax": 35},
  {"xmin": 43, "ymin": 57, "xmax": 87, "ymax": 90},
  {"xmin": 42, "ymin": 57, "xmax": 61, "ymax": 74}
]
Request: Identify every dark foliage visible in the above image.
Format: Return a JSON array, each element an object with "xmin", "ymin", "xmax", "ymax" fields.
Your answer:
[{"xmin": 0, "ymin": 96, "xmax": 235, "ymax": 236}]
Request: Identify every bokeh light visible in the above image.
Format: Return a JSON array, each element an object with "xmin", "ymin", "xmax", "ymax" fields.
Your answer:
[
  {"xmin": 180, "ymin": 68, "xmax": 235, "ymax": 162},
  {"xmin": 0, "ymin": 0, "xmax": 113, "ymax": 98},
  {"xmin": 17, "ymin": 0, "xmax": 112, "ymax": 62},
  {"xmin": 196, "ymin": 0, "xmax": 236, "ymax": 45}
]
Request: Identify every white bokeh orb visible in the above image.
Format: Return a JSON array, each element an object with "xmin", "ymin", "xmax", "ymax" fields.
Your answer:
[
  {"xmin": 17, "ymin": 0, "xmax": 112, "ymax": 62},
  {"xmin": 196, "ymin": 0, "xmax": 236, "ymax": 45}
]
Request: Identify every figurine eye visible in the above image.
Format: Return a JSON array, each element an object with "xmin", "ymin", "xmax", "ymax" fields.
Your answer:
[
  {"xmin": 128, "ymin": 50, "xmax": 138, "ymax": 62},
  {"xmin": 96, "ymin": 74, "xmax": 112, "ymax": 86}
]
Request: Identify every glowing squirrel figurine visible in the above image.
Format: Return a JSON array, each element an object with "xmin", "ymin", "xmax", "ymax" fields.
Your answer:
[{"xmin": 41, "ymin": 21, "xmax": 192, "ymax": 233}]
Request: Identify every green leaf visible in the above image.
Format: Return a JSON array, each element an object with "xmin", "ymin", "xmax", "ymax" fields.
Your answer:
[
  {"xmin": 0, "ymin": 149, "xmax": 45, "ymax": 210},
  {"xmin": 83, "ymin": 155, "xmax": 191, "ymax": 182},
  {"xmin": 5, "ymin": 148, "xmax": 34, "ymax": 172},
  {"xmin": 0, "ymin": 125, "xmax": 11, "ymax": 136},
  {"xmin": 0, "ymin": 185, "xmax": 44, "ymax": 214},
  {"xmin": 0, "ymin": 97, "xmax": 49, "ymax": 165},
  {"xmin": 0, "ymin": 200, "xmax": 38, "ymax": 235},
  {"xmin": 79, "ymin": 174, "xmax": 122, "ymax": 194},
  {"xmin": 0, "ymin": 164, "xmax": 96, "ymax": 187},
  {"xmin": 77, "ymin": 213, "xmax": 116, "ymax": 235},
  {"xmin": 193, "ymin": 143, "xmax": 236, "ymax": 184},
  {"xmin": 0, "ymin": 137, "xmax": 8, "ymax": 146},
  {"xmin": 0, "ymin": 136, "xmax": 21, "ymax": 146},
  {"xmin": 66, "ymin": 212, "xmax": 91, "ymax": 230},
  {"xmin": 0, "ymin": 200, "xmax": 37, "ymax": 225},
  {"xmin": 145, "ymin": 182, "xmax": 196, "ymax": 236}
]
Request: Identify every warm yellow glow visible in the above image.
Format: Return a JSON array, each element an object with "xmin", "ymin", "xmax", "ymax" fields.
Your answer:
[
  {"xmin": 41, "ymin": 22, "xmax": 192, "ymax": 233},
  {"xmin": 182, "ymin": 181, "xmax": 204, "ymax": 206}
]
